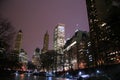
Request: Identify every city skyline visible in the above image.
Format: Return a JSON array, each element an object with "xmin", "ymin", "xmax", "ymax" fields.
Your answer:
[
  {"xmin": 0, "ymin": 0, "xmax": 119, "ymax": 79},
  {"xmin": 0, "ymin": 0, "xmax": 89, "ymax": 60}
]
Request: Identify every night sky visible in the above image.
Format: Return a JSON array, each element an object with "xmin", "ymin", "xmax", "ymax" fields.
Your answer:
[{"xmin": 0, "ymin": 0, "xmax": 89, "ymax": 60}]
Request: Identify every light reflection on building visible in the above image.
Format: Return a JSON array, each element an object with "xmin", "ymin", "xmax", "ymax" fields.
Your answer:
[{"xmin": 63, "ymin": 30, "xmax": 90, "ymax": 70}]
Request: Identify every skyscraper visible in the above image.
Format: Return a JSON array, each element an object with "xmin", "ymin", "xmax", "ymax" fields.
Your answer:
[
  {"xmin": 14, "ymin": 30, "xmax": 23, "ymax": 54},
  {"xmin": 53, "ymin": 23, "xmax": 65, "ymax": 53},
  {"xmin": 42, "ymin": 31, "xmax": 49, "ymax": 53},
  {"xmin": 53, "ymin": 23, "xmax": 65, "ymax": 71},
  {"xmin": 86, "ymin": 0, "xmax": 120, "ymax": 66}
]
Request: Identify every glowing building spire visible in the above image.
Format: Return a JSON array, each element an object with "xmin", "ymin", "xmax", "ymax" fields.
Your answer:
[
  {"xmin": 42, "ymin": 31, "xmax": 49, "ymax": 53},
  {"xmin": 14, "ymin": 30, "xmax": 23, "ymax": 54}
]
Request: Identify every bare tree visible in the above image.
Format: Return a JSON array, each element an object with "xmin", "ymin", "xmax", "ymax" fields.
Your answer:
[
  {"xmin": 0, "ymin": 17, "xmax": 16, "ymax": 52},
  {"xmin": 0, "ymin": 17, "xmax": 19, "ymax": 69}
]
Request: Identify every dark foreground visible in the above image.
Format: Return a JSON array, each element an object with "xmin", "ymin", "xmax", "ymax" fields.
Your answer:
[{"xmin": 0, "ymin": 64, "xmax": 120, "ymax": 80}]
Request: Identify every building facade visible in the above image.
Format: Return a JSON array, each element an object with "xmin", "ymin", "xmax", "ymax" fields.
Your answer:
[
  {"xmin": 53, "ymin": 23, "xmax": 65, "ymax": 53},
  {"xmin": 86, "ymin": 0, "xmax": 120, "ymax": 66},
  {"xmin": 32, "ymin": 48, "xmax": 41, "ymax": 69},
  {"xmin": 19, "ymin": 49, "xmax": 28, "ymax": 70},
  {"xmin": 64, "ymin": 30, "xmax": 90, "ymax": 70},
  {"xmin": 53, "ymin": 23, "xmax": 65, "ymax": 71}
]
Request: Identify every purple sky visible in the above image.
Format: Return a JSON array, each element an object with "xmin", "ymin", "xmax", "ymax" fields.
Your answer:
[{"xmin": 0, "ymin": 0, "xmax": 89, "ymax": 60}]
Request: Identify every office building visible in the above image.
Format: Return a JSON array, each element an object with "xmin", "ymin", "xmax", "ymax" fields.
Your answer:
[
  {"xmin": 32, "ymin": 48, "xmax": 41, "ymax": 69},
  {"xmin": 53, "ymin": 23, "xmax": 65, "ymax": 53},
  {"xmin": 86, "ymin": 0, "xmax": 120, "ymax": 65},
  {"xmin": 19, "ymin": 49, "xmax": 28, "ymax": 70},
  {"xmin": 64, "ymin": 30, "xmax": 90, "ymax": 70}
]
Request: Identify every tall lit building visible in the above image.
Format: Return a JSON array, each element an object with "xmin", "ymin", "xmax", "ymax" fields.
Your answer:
[
  {"xmin": 86, "ymin": 0, "xmax": 120, "ymax": 66},
  {"xmin": 53, "ymin": 23, "xmax": 65, "ymax": 71},
  {"xmin": 42, "ymin": 31, "xmax": 49, "ymax": 53},
  {"xmin": 14, "ymin": 30, "xmax": 23, "ymax": 54},
  {"xmin": 53, "ymin": 23, "xmax": 65, "ymax": 53}
]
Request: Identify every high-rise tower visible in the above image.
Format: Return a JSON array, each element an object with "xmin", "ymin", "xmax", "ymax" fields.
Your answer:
[
  {"xmin": 14, "ymin": 30, "xmax": 23, "ymax": 54},
  {"xmin": 53, "ymin": 23, "xmax": 65, "ymax": 71},
  {"xmin": 53, "ymin": 23, "xmax": 65, "ymax": 53},
  {"xmin": 42, "ymin": 31, "xmax": 49, "ymax": 53},
  {"xmin": 86, "ymin": 0, "xmax": 120, "ymax": 66}
]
